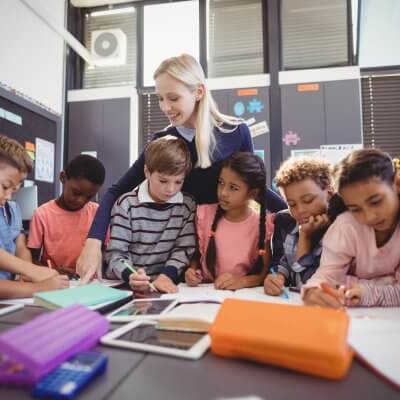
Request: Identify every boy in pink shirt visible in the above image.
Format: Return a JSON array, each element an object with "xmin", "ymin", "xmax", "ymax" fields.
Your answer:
[
  {"xmin": 28, "ymin": 155, "xmax": 105, "ymax": 275},
  {"xmin": 303, "ymin": 149, "xmax": 400, "ymax": 307}
]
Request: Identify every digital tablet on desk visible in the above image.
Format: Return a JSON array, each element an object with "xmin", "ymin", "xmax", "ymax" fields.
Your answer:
[
  {"xmin": 101, "ymin": 320, "xmax": 210, "ymax": 360},
  {"xmin": 107, "ymin": 298, "xmax": 178, "ymax": 322},
  {"xmin": 0, "ymin": 303, "xmax": 23, "ymax": 316}
]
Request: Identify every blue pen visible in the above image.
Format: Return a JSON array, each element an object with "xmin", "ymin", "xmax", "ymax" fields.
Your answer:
[{"xmin": 271, "ymin": 267, "xmax": 290, "ymax": 299}]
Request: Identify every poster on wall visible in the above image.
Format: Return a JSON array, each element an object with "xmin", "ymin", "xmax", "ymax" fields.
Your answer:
[
  {"xmin": 320, "ymin": 144, "xmax": 362, "ymax": 165},
  {"xmin": 35, "ymin": 138, "xmax": 54, "ymax": 183}
]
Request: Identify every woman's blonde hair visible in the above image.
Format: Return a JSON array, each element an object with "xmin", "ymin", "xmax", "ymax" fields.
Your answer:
[{"xmin": 153, "ymin": 54, "xmax": 240, "ymax": 168}]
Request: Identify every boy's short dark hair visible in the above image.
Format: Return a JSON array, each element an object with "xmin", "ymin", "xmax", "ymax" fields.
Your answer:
[
  {"xmin": 65, "ymin": 154, "xmax": 106, "ymax": 185},
  {"xmin": 275, "ymin": 156, "xmax": 332, "ymax": 190},
  {"xmin": 145, "ymin": 136, "xmax": 192, "ymax": 176},
  {"xmin": 0, "ymin": 134, "xmax": 33, "ymax": 174}
]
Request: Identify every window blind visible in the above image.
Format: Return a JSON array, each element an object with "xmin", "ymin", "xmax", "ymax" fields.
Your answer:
[
  {"xmin": 361, "ymin": 74, "xmax": 400, "ymax": 158},
  {"xmin": 281, "ymin": 0, "xmax": 349, "ymax": 69},
  {"xmin": 208, "ymin": 0, "xmax": 264, "ymax": 78},
  {"xmin": 139, "ymin": 93, "xmax": 169, "ymax": 152}
]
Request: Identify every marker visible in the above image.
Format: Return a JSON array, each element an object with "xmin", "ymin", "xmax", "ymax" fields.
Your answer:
[
  {"xmin": 271, "ymin": 267, "xmax": 290, "ymax": 299},
  {"xmin": 120, "ymin": 259, "xmax": 158, "ymax": 292}
]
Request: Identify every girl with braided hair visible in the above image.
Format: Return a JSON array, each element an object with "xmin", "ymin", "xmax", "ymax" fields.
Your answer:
[{"xmin": 185, "ymin": 152, "xmax": 274, "ymax": 290}]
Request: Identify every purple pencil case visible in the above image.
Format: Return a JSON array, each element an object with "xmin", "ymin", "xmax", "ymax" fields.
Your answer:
[{"xmin": 0, "ymin": 304, "xmax": 109, "ymax": 386}]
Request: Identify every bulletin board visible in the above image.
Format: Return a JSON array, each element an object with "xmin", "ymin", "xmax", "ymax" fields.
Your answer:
[{"xmin": 0, "ymin": 87, "xmax": 61, "ymax": 205}]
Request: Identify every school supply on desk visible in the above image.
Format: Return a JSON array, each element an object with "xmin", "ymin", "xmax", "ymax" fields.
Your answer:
[
  {"xmin": 101, "ymin": 319, "xmax": 210, "ymax": 360},
  {"xmin": 32, "ymin": 351, "xmax": 108, "ymax": 399},
  {"xmin": 0, "ymin": 303, "xmax": 23, "ymax": 316},
  {"xmin": 156, "ymin": 302, "xmax": 221, "ymax": 333},
  {"xmin": 0, "ymin": 305, "xmax": 109, "ymax": 385},
  {"xmin": 209, "ymin": 299, "xmax": 353, "ymax": 380},
  {"xmin": 107, "ymin": 298, "xmax": 178, "ymax": 322},
  {"xmin": 348, "ymin": 318, "xmax": 400, "ymax": 389},
  {"xmin": 33, "ymin": 283, "xmax": 131, "ymax": 310}
]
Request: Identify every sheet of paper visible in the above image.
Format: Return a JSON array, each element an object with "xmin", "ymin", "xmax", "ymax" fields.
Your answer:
[
  {"xmin": 161, "ymin": 303, "xmax": 221, "ymax": 323},
  {"xmin": 347, "ymin": 307, "xmax": 400, "ymax": 321},
  {"xmin": 69, "ymin": 278, "xmax": 124, "ymax": 288},
  {"xmin": 35, "ymin": 138, "xmax": 55, "ymax": 183},
  {"xmin": 161, "ymin": 283, "xmax": 235, "ymax": 303},
  {"xmin": 348, "ymin": 318, "xmax": 400, "ymax": 388},
  {"xmin": 234, "ymin": 287, "xmax": 303, "ymax": 306}
]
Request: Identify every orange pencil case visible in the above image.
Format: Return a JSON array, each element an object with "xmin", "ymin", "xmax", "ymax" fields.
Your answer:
[{"xmin": 209, "ymin": 299, "xmax": 353, "ymax": 380}]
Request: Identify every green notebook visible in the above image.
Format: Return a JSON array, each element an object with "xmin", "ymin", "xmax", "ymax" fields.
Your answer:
[{"xmin": 34, "ymin": 283, "xmax": 131, "ymax": 310}]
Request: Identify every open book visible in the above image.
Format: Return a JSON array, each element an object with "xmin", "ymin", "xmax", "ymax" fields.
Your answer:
[{"xmin": 156, "ymin": 303, "xmax": 221, "ymax": 333}]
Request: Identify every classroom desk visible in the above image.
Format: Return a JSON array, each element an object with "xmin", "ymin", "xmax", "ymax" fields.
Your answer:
[{"xmin": 0, "ymin": 307, "xmax": 398, "ymax": 400}]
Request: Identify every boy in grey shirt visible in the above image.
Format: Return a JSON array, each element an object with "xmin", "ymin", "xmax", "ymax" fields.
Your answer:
[{"xmin": 105, "ymin": 136, "xmax": 196, "ymax": 293}]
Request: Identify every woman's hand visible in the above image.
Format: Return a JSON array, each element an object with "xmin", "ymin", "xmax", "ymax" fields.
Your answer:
[
  {"xmin": 264, "ymin": 273, "xmax": 285, "ymax": 296},
  {"xmin": 76, "ymin": 239, "xmax": 103, "ymax": 284},
  {"xmin": 185, "ymin": 268, "xmax": 202, "ymax": 286}
]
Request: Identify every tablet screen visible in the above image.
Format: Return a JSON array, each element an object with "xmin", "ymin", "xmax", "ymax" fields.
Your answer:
[
  {"xmin": 118, "ymin": 324, "xmax": 205, "ymax": 350},
  {"xmin": 112, "ymin": 299, "xmax": 176, "ymax": 318}
]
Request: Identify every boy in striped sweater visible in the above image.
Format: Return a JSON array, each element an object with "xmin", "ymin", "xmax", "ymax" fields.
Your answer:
[{"xmin": 105, "ymin": 136, "xmax": 196, "ymax": 293}]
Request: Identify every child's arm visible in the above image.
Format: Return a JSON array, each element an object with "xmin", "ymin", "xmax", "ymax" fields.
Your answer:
[
  {"xmin": 27, "ymin": 210, "xmax": 44, "ymax": 264},
  {"xmin": 351, "ymin": 279, "xmax": 400, "ymax": 307},
  {"xmin": 15, "ymin": 233, "xmax": 32, "ymax": 263},
  {"xmin": 104, "ymin": 201, "xmax": 132, "ymax": 282},
  {"xmin": 185, "ymin": 251, "xmax": 203, "ymax": 286},
  {"xmin": 159, "ymin": 199, "xmax": 197, "ymax": 288},
  {"xmin": 0, "ymin": 274, "xmax": 69, "ymax": 299}
]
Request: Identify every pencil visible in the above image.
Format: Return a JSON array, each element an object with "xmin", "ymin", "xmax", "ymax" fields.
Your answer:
[
  {"xmin": 47, "ymin": 259, "xmax": 53, "ymax": 269},
  {"xmin": 120, "ymin": 259, "xmax": 158, "ymax": 292},
  {"xmin": 345, "ymin": 276, "xmax": 352, "ymax": 307}
]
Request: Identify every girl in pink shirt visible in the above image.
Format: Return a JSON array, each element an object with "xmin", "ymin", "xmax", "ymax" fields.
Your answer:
[
  {"xmin": 185, "ymin": 152, "xmax": 273, "ymax": 290},
  {"xmin": 303, "ymin": 149, "xmax": 400, "ymax": 307}
]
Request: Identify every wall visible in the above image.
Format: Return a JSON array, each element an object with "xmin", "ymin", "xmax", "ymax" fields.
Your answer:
[{"xmin": 0, "ymin": 0, "xmax": 66, "ymax": 115}]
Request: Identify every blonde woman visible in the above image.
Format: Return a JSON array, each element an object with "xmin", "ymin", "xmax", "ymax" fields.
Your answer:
[{"xmin": 77, "ymin": 54, "xmax": 286, "ymax": 283}]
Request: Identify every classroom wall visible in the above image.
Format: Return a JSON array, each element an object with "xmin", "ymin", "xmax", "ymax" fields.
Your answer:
[{"xmin": 0, "ymin": 0, "xmax": 66, "ymax": 115}]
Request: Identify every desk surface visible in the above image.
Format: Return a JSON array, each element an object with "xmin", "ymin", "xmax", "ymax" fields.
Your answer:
[{"xmin": 0, "ymin": 307, "xmax": 398, "ymax": 400}]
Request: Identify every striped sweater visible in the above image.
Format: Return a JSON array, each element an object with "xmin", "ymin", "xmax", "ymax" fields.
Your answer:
[{"xmin": 105, "ymin": 184, "xmax": 196, "ymax": 284}]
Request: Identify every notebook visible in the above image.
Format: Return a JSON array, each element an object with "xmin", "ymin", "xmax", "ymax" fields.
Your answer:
[
  {"xmin": 348, "ymin": 317, "xmax": 400, "ymax": 388},
  {"xmin": 156, "ymin": 303, "xmax": 221, "ymax": 333},
  {"xmin": 33, "ymin": 283, "xmax": 131, "ymax": 310}
]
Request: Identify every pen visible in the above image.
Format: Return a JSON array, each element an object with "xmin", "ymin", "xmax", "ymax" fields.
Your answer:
[
  {"xmin": 271, "ymin": 267, "xmax": 290, "ymax": 299},
  {"xmin": 345, "ymin": 276, "xmax": 352, "ymax": 307},
  {"xmin": 120, "ymin": 259, "xmax": 158, "ymax": 292},
  {"xmin": 47, "ymin": 260, "xmax": 53, "ymax": 270}
]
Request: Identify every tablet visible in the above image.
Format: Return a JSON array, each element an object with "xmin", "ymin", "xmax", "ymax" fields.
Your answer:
[
  {"xmin": 101, "ymin": 320, "xmax": 210, "ymax": 360},
  {"xmin": 0, "ymin": 303, "xmax": 23, "ymax": 316},
  {"xmin": 107, "ymin": 298, "xmax": 178, "ymax": 322}
]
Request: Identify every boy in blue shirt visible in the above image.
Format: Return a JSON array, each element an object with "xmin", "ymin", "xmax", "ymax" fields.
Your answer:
[{"xmin": 0, "ymin": 134, "xmax": 68, "ymax": 298}]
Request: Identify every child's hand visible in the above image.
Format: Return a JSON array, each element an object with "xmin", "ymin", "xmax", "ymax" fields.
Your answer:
[
  {"xmin": 264, "ymin": 273, "xmax": 285, "ymax": 296},
  {"xmin": 185, "ymin": 268, "xmax": 202, "ymax": 286},
  {"xmin": 303, "ymin": 286, "xmax": 344, "ymax": 309},
  {"xmin": 214, "ymin": 273, "xmax": 245, "ymax": 290},
  {"xmin": 343, "ymin": 285, "xmax": 363, "ymax": 306},
  {"xmin": 35, "ymin": 273, "xmax": 70, "ymax": 292},
  {"xmin": 300, "ymin": 214, "xmax": 329, "ymax": 238},
  {"xmin": 128, "ymin": 268, "xmax": 152, "ymax": 293},
  {"xmin": 29, "ymin": 265, "xmax": 58, "ymax": 283},
  {"xmin": 153, "ymin": 274, "xmax": 178, "ymax": 293}
]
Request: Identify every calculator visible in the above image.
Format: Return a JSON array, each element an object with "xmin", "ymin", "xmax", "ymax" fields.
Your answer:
[{"xmin": 32, "ymin": 352, "xmax": 108, "ymax": 399}]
